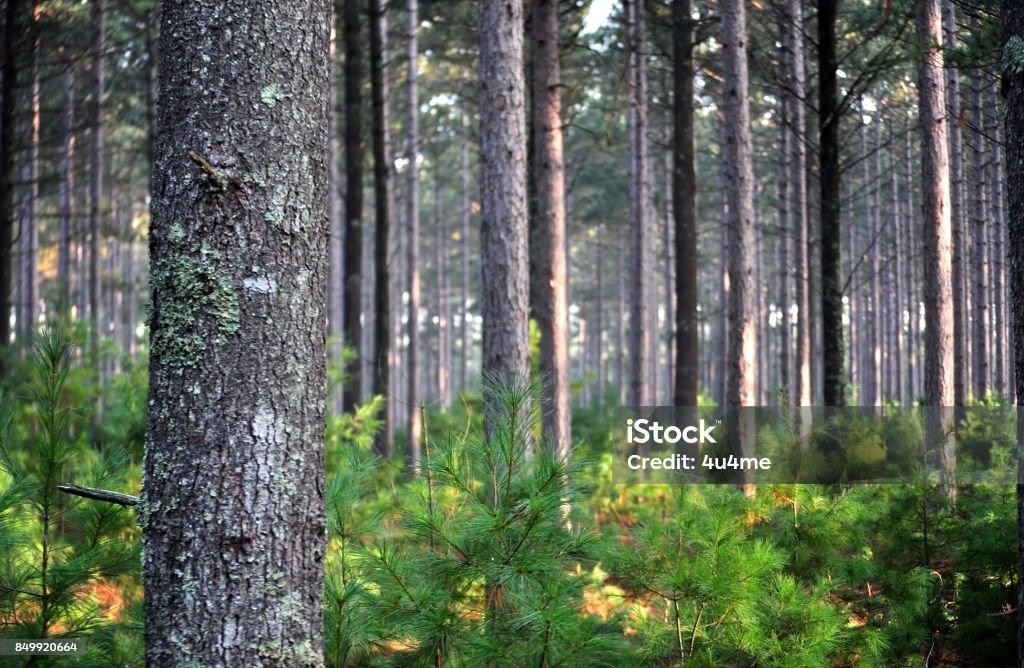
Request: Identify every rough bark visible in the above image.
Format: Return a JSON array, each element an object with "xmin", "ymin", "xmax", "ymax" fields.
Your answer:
[
  {"xmin": 1002, "ymin": 0, "xmax": 1024, "ymax": 660},
  {"xmin": 721, "ymin": 0, "xmax": 757, "ymax": 496},
  {"xmin": 818, "ymin": 0, "xmax": 844, "ymax": 406},
  {"xmin": 342, "ymin": 0, "xmax": 364, "ymax": 411},
  {"xmin": 142, "ymin": 0, "xmax": 330, "ymax": 665},
  {"xmin": 916, "ymin": 0, "xmax": 955, "ymax": 489},
  {"xmin": 478, "ymin": 0, "xmax": 530, "ymax": 401},
  {"xmin": 370, "ymin": 0, "xmax": 392, "ymax": 453},
  {"xmin": 673, "ymin": 0, "xmax": 698, "ymax": 407},
  {"xmin": 406, "ymin": 0, "xmax": 421, "ymax": 466},
  {"xmin": 531, "ymin": 0, "xmax": 570, "ymax": 454}
]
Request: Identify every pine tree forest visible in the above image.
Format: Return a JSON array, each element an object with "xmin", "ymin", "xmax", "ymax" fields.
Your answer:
[{"xmin": 3, "ymin": 0, "xmax": 1024, "ymax": 665}]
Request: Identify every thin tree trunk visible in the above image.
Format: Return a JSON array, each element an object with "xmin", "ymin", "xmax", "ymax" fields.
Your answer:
[
  {"xmin": 673, "ymin": 0, "xmax": 698, "ymax": 407},
  {"xmin": 479, "ymin": 0, "xmax": 530, "ymax": 409},
  {"xmin": 58, "ymin": 56, "xmax": 76, "ymax": 311},
  {"xmin": 892, "ymin": 131, "xmax": 905, "ymax": 405},
  {"xmin": 20, "ymin": 2, "xmax": 39, "ymax": 339},
  {"xmin": 989, "ymin": 80, "xmax": 1008, "ymax": 399},
  {"xmin": 969, "ymin": 47, "xmax": 989, "ymax": 399},
  {"xmin": 786, "ymin": 0, "xmax": 811, "ymax": 407},
  {"xmin": 143, "ymin": 0, "xmax": 330, "ymax": 662},
  {"xmin": 776, "ymin": 93, "xmax": 790, "ymax": 400},
  {"xmin": 459, "ymin": 110, "xmax": 471, "ymax": 394},
  {"xmin": 944, "ymin": 0, "xmax": 967, "ymax": 408},
  {"xmin": 626, "ymin": 0, "xmax": 651, "ymax": 406},
  {"xmin": 89, "ymin": 0, "xmax": 105, "ymax": 392},
  {"xmin": 818, "ymin": 0, "xmax": 844, "ymax": 406},
  {"xmin": 721, "ymin": 0, "xmax": 757, "ymax": 495},
  {"xmin": 916, "ymin": 0, "xmax": 955, "ymax": 490},
  {"xmin": 406, "ymin": 0, "xmax": 421, "ymax": 465},
  {"xmin": 531, "ymin": 0, "xmax": 570, "ymax": 452},
  {"xmin": 328, "ymin": 16, "xmax": 343, "ymax": 412},
  {"xmin": 0, "ymin": 0, "xmax": 19, "ymax": 358},
  {"xmin": 370, "ymin": 0, "xmax": 392, "ymax": 452},
  {"xmin": 343, "ymin": 0, "xmax": 364, "ymax": 411}
]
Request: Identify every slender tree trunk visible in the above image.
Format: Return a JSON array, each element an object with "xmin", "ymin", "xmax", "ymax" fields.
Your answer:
[
  {"xmin": 818, "ymin": 0, "xmax": 844, "ymax": 406},
  {"xmin": 916, "ymin": 0, "xmax": 955, "ymax": 490},
  {"xmin": 90, "ymin": 0, "xmax": 105, "ymax": 360},
  {"xmin": 673, "ymin": 0, "xmax": 698, "ymax": 407},
  {"xmin": 342, "ymin": 0, "xmax": 364, "ymax": 411},
  {"xmin": 143, "ymin": 0, "xmax": 330, "ymax": 663},
  {"xmin": 616, "ymin": 224, "xmax": 625, "ymax": 403},
  {"xmin": 721, "ymin": 0, "xmax": 757, "ymax": 495},
  {"xmin": 786, "ymin": 0, "xmax": 811, "ymax": 407},
  {"xmin": 406, "ymin": 0, "xmax": 421, "ymax": 465},
  {"xmin": 20, "ymin": 2, "xmax": 39, "ymax": 340},
  {"xmin": 370, "ymin": 0, "xmax": 392, "ymax": 453},
  {"xmin": 969, "ymin": 46, "xmax": 989, "ymax": 399},
  {"xmin": 479, "ymin": 0, "xmax": 529, "ymax": 411},
  {"xmin": 862, "ymin": 117, "xmax": 880, "ymax": 406},
  {"xmin": 1000, "ymin": 0, "xmax": 1024, "ymax": 658},
  {"xmin": 58, "ymin": 57, "xmax": 76, "ymax": 311},
  {"xmin": 460, "ymin": 110, "xmax": 471, "ymax": 394},
  {"xmin": 776, "ymin": 93, "xmax": 790, "ymax": 401},
  {"xmin": 989, "ymin": 80, "xmax": 1008, "ymax": 399},
  {"xmin": 435, "ymin": 174, "xmax": 452, "ymax": 409},
  {"xmin": 626, "ymin": 0, "xmax": 651, "ymax": 406},
  {"xmin": 0, "ymin": 0, "xmax": 19, "ymax": 358},
  {"xmin": 943, "ymin": 0, "xmax": 967, "ymax": 408},
  {"xmin": 594, "ymin": 231, "xmax": 604, "ymax": 408},
  {"xmin": 892, "ymin": 134, "xmax": 905, "ymax": 405},
  {"xmin": 531, "ymin": 0, "xmax": 570, "ymax": 452},
  {"xmin": 328, "ymin": 15, "xmax": 343, "ymax": 412}
]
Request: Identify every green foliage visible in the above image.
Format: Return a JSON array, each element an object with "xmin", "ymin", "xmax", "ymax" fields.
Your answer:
[{"xmin": 0, "ymin": 330, "xmax": 142, "ymax": 666}]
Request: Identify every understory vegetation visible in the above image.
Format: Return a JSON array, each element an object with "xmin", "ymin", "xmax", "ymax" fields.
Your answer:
[{"xmin": 0, "ymin": 332, "xmax": 1018, "ymax": 666}]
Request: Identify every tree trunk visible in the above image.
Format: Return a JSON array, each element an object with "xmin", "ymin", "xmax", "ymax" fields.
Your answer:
[
  {"xmin": 460, "ymin": 110, "xmax": 471, "ymax": 394},
  {"xmin": 58, "ymin": 56, "xmax": 75, "ymax": 311},
  {"xmin": 989, "ymin": 80, "xmax": 1008, "ymax": 399},
  {"xmin": 943, "ymin": 0, "xmax": 967, "ymax": 408},
  {"xmin": 0, "ymin": 0, "xmax": 19, "ymax": 358},
  {"xmin": 786, "ymin": 0, "xmax": 811, "ymax": 407},
  {"xmin": 818, "ymin": 0, "xmax": 843, "ymax": 406},
  {"xmin": 89, "ymin": 0, "xmax": 105, "ymax": 369},
  {"xmin": 531, "ymin": 0, "xmax": 570, "ymax": 453},
  {"xmin": 406, "ymin": 0, "xmax": 421, "ymax": 466},
  {"xmin": 20, "ymin": 2, "xmax": 39, "ymax": 340},
  {"xmin": 328, "ymin": 14, "xmax": 343, "ymax": 412},
  {"xmin": 370, "ymin": 0, "xmax": 392, "ymax": 453},
  {"xmin": 776, "ymin": 92, "xmax": 790, "ymax": 401},
  {"xmin": 1000, "ymin": 0, "xmax": 1024, "ymax": 659},
  {"xmin": 721, "ymin": 0, "xmax": 757, "ymax": 494},
  {"xmin": 625, "ymin": 0, "xmax": 651, "ymax": 407},
  {"xmin": 916, "ymin": 0, "xmax": 955, "ymax": 488},
  {"xmin": 673, "ymin": 0, "xmax": 698, "ymax": 407},
  {"xmin": 892, "ymin": 135, "xmax": 905, "ymax": 404},
  {"xmin": 434, "ymin": 174, "xmax": 451, "ymax": 409},
  {"xmin": 969, "ymin": 43, "xmax": 989, "ymax": 399},
  {"xmin": 479, "ymin": 0, "xmax": 530, "ymax": 408},
  {"xmin": 343, "ymin": 0, "xmax": 364, "ymax": 411},
  {"xmin": 142, "ymin": 0, "xmax": 330, "ymax": 664}
]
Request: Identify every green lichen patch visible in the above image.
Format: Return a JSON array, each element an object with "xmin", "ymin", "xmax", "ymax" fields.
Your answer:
[
  {"xmin": 150, "ymin": 255, "xmax": 240, "ymax": 368},
  {"xmin": 168, "ymin": 222, "xmax": 186, "ymax": 246},
  {"xmin": 260, "ymin": 83, "xmax": 283, "ymax": 108},
  {"xmin": 1004, "ymin": 36, "xmax": 1024, "ymax": 76},
  {"xmin": 264, "ymin": 200, "xmax": 285, "ymax": 227}
]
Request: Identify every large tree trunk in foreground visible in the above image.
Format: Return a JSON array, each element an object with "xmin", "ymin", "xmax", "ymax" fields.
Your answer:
[
  {"xmin": 531, "ymin": 0, "xmax": 570, "ymax": 454},
  {"xmin": 479, "ymin": 0, "xmax": 529, "ymax": 404},
  {"xmin": 142, "ymin": 1, "xmax": 329, "ymax": 664},
  {"xmin": 1001, "ymin": 0, "xmax": 1024, "ymax": 662},
  {"xmin": 673, "ymin": 0, "xmax": 698, "ymax": 407}
]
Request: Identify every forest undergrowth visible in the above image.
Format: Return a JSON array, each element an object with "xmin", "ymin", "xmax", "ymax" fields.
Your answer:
[{"xmin": 0, "ymin": 330, "xmax": 1018, "ymax": 667}]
